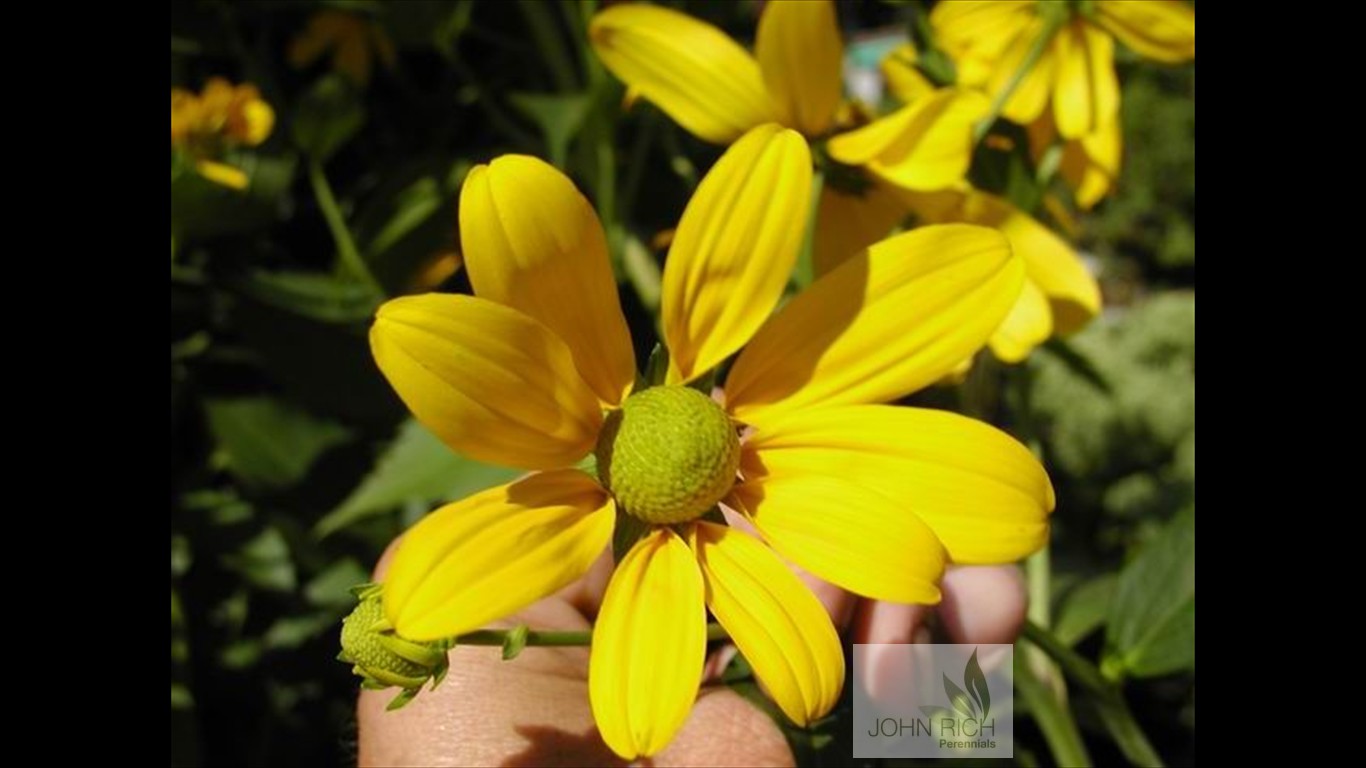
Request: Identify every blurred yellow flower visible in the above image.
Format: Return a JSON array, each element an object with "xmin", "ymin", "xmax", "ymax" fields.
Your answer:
[
  {"xmin": 590, "ymin": 1, "xmax": 987, "ymax": 269},
  {"xmin": 1028, "ymin": 109, "xmax": 1122, "ymax": 210},
  {"xmin": 369, "ymin": 126, "xmax": 1052, "ymax": 759},
  {"xmin": 170, "ymin": 78, "xmax": 275, "ymax": 190},
  {"xmin": 289, "ymin": 10, "xmax": 396, "ymax": 87},
  {"xmin": 933, "ymin": 0, "xmax": 1194, "ymax": 140}
]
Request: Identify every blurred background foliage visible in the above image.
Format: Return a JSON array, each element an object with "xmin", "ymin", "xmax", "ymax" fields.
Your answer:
[{"xmin": 170, "ymin": 1, "xmax": 1193, "ymax": 765}]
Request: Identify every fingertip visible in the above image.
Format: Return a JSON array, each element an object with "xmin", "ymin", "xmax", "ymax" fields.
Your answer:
[{"xmin": 938, "ymin": 565, "xmax": 1027, "ymax": 645}]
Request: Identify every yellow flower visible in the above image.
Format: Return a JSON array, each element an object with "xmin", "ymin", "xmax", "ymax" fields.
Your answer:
[
  {"xmin": 369, "ymin": 125, "xmax": 1053, "ymax": 759},
  {"xmin": 170, "ymin": 78, "xmax": 275, "ymax": 190},
  {"xmin": 932, "ymin": 0, "xmax": 1194, "ymax": 141},
  {"xmin": 289, "ymin": 10, "xmax": 397, "ymax": 87},
  {"xmin": 589, "ymin": 1, "xmax": 987, "ymax": 269}
]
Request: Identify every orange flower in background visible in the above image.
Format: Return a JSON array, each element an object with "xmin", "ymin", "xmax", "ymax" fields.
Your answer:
[
  {"xmin": 289, "ymin": 10, "xmax": 396, "ymax": 87},
  {"xmin": 170, "ymin": 78, "xmax": 275, "ymax": 190}
]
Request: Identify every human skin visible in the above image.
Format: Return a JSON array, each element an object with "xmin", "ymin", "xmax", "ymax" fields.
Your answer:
[{"xmin": 358, "ymin": 542, "xmax": 1026, "ymax": 767}]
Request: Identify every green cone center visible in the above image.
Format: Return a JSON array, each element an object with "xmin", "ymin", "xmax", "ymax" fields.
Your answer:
[{"xmin": 595, "ymin": 385, "xmax": 740, "ymax": 525}]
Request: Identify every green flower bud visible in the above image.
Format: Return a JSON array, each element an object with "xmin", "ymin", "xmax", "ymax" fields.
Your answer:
[
  {"xmin": 338, "ymin": 584, "xmax": 452, "ymax": 710},
  {"xmin": 595, "ymin": 385, "xmax": 740, "ymax": 525}
]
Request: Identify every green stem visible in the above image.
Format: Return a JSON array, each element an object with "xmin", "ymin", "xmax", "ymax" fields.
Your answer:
[
  {"xmin": 308, "ymin": 159, "xmax": 382, "ymax": 294},
  {"xmin": 1016, "ymin": 653, "xmax": 1091, "ymax": 767},
  {"xmin": 455, "ymin": 622, "xmax": 729, "ymax": 648},
  {"xmin": 1022, "ymin": 621, "xmax": 1166, "ymax": 767},
  {"xmin": 1026, "ymin": 546, "xmax": 1067, "ymax": 701},
  {"xmin": 973, "ymin": 16, "xmax": 1064, "ymax": 143}
]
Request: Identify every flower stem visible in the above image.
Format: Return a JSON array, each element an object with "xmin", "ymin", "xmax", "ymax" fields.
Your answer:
[
  {"xmin": 1016, "ymin": 652, "xmax": 1092, "ymax": 766},
  {"xmin": 1021, "ymin": 621, "xmax": 1165, "ymax": 767},
  {"xmin": 973, "ymin": 16, "xmax": 1065, "ymax": 143},
  {"xmin": 308, "ymin": 159, "xmax": 382, "ymax": 295}
]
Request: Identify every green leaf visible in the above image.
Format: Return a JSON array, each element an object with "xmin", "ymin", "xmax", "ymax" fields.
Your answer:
[
  {"xmin": 1055, "ymin": 573, "xmax": 1118, "ymax": 646},
  {"xmin": 205, "ymin": 398, "xmax": 351, "ymax": 490},
  {"xmin": 235, "ymin": 270, "xmax": 381, "ymax": 324},
  {"xmin": 508, "ymin": 92, "xmax": 592, "ymax": 168},
  {"xmin": 221, "ymin": 527, "xmax": 296, "ymax": 592},
  {"xmin": 502, "ymin": 625, "xmax": 530, "ymax": 660},
  {"xmin": 262, "ymin": 612, "xmax": 339, "ymax": 650},
  {"xmin": 305, "ymin": 559, "xmax": 372, "ymax": 607},
  {"xmin": 314, "ymin": 419, "xmax": 521, "ymax": 536},
  {"xmin": 366, "ymin": 177, "xmax": 444, "ymax": 260},
  {"xmin": 293, "ymin": 74, "xmax": 365, "ymax": 162},
  {"xmin": 1106, "ymin": 507, "xmax": 1195, "ymax": 678}
]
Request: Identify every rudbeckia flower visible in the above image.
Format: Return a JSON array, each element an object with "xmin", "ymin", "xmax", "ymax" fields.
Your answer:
[
  {"xmin": 932, "ymin": 0, "xmax": 1194, "ymax": 141},
  {"xmin": 589, "ymin": 1, "xmax": 987, "ymax": 269},
  {"xmin": 170, "ymin": 78, "xmax": 275, "ymax": 190},
  {"xmin": 369, "ymin": 125, "xmax": 1053, "ymax": 759}
]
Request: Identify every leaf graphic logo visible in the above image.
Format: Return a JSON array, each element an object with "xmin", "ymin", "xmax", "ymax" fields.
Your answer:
[{"xmin": 919, "ymin": 648, "xmax": 991, "ymax": 721}]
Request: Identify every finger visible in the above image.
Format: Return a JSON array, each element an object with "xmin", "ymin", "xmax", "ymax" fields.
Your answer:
[{"xmin": 937, "ymin": 564, "xmax": 1028, "ymax": 645}]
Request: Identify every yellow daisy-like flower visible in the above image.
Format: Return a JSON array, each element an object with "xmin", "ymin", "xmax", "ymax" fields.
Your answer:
[
  {"xmin": 589, "ymin": 1, "xmax": 986, "ymax": 260},
  {"xmin": 370, "ymin": 125, "xmax": 1053, "ymax": 759},
  {"xmin": 289, "ymin": 10, "xmax": 397, "ymax": 87},
  {"xmin": 932, "ymin": 0, "xmax": 1194, "ymax": 141},
  {"xmin": 863, "ymin": 45, "xmax": 1105, "ymax": 362},
  {"xmin": 170, "ymin": 78, "xmax": 275, "ymax": 190},
  {"xmin": 1027, "ymin": 109, "xmax": 1122, "ymax": 211}
]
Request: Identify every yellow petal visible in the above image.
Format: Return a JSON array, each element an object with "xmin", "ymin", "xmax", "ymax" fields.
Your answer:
[
  {"xmin": 827, "ymin": 88, "xmax": 988, "ymax": 192},
  {"xmin": 1069, "ymin": 116, "xmax": 1122, "ymax": 209},
  {"xmin": 383, "ymin": 470, "xmax": 615, "ymax": 640},
  {"xmin": 1052, "ymin": 20, "xmax": 1118, "ymax": 140},
  {"xmin": 238, "ymin": 99, "xmax": 275, "ymax": 145},
  {"xmin": 662, "ymin": 124, "xmax": 812, "ymax": 383},
  {"xmin": 957, "ymin": 192, "xmax": 1101, "ymax": 334},
  {"xmin": 990, "ymin": 279, "xmax": 1053, "ymax": 363},
  {"xmin": 756, "ymin": 0, "xmax": 843, "ymax": 136},
  {"xmin": 812, "ymin": 183, "xmax": 907, "ymax": 278},
  {"xmin": 989, "ymin": 17, "xmax": 1057, "ymax": 126},
  {"xmin": 730, "ymin": 473, "xmax": 945, "ymax": 604},
  {"xmin": 370, "ymin": 294, "xmax": 603, "ymax": 470},
  {"xmin": 931, "ymin": 0, "xmax": 1035, "ymax": 71},
  {"xmin": 881, "ymin": 43, "xmax": 935, "ymax": 104},
  {"xmin": 590, "ymin": 529, "xmax": 706, "ymax": 759},
  {"xmin": 725, "ymin": 224, "xmax": 1022, "ymax": 425},
  {"xmin": 460, "ymin": 156, "xmax": 636, "ymax": 405},
  {"xmin": 194, "ymin": 159, "xmax": 249, "ymax": 190},
  {"xmin": 590, "ymin": 4, "xmax": 777, "ymax": 144},
  {"xmin": 688, "ymin": 522, "xmax": 844, "ymax": 726},
  {"xmin": 1095, "ymin": 0, "xmax": 1195, "ymax": 63},
  {"xmin": 741, "ymin": 404, "xmax": 1054, "ymax": 564}
]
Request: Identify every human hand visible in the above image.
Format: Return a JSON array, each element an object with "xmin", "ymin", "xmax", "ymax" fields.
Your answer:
[{"xmin": 358, "ymin": 543, "xmax": 1025, "ymax": 767}]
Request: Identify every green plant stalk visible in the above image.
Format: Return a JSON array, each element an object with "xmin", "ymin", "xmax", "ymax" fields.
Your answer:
[
  {"xmin": 308, "ymin": 159, "xmax": 382, "ymax": 294},
  {"xmin": 1022, "ymin": 621, "xmax": 1165, "ymax": 767},
  {"xmin": 973, "ymin": 15, "xmax": 1064, "ymax": 143},
  {"xmin": 455, "ymin": 622, "xmax": 729, "ymax": 648},
  {"xmin": 1016, "ymin": 651, "xmax": 1091, "ymax": 767},
  {"xmin": 1026, "ymin": 546, "xmax": 1068, "ymax": 702}
]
